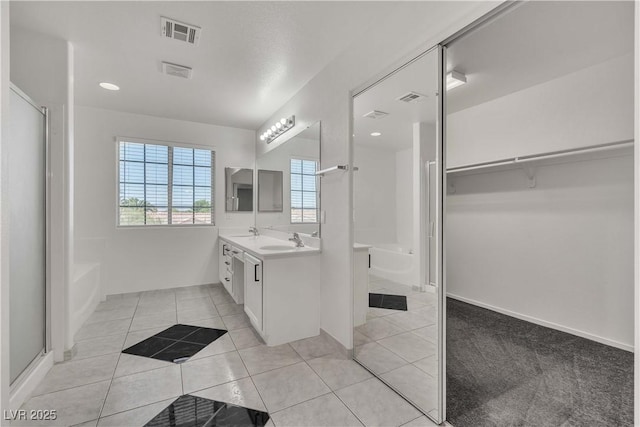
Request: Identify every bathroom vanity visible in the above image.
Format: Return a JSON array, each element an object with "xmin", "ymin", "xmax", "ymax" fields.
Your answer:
[{"xmin": 218, "ymin": 232, "xmax": 321, "ymax": 346}]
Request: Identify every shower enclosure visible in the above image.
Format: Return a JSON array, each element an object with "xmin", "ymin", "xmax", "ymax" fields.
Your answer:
[
  {"xmin": 8, "ymin": 84, "xmax": 49, "ymax": 386},
  {"xmin": 351, "ymin": 46, "xmax": 445, "ymax": 423}
]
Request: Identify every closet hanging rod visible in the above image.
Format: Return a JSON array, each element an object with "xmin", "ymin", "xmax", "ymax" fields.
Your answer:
[{"xmin": 447, "ymin": 140, "xmax": 634, "ymax": 174}]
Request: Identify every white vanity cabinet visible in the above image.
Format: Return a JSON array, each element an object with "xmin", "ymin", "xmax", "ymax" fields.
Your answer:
[
  {"xmin": 243, "ymin": 253, "xmax": 263, "ymax": 332},
  {"xmin": 217, "ymin": 235, "xmax": 321, "ymax": 346}
]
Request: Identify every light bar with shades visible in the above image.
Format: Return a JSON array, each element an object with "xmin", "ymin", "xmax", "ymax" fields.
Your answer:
[
  {"xmin": 446, "ymin": 70, "xmax": 467, "ymax": 90},
  {"xmin": 259, "ymin": 115, "xmax": 296, "ymax": 144}
]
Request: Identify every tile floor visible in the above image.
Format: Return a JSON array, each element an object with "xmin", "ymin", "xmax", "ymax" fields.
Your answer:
[
  {"xmin": 354, "ymin": 275, "xmax": 439, "ymax": 418},
  {"xmin": 16, "ymin": 282, "xmax": 436, "ymax": 427}
]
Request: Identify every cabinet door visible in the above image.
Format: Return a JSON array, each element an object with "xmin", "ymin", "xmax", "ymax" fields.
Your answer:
[{"xmin": 243, "ymin": 253, "xmax": 263, "ymax": 332}]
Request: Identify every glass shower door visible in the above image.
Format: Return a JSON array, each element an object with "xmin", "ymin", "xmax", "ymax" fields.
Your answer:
[
  {"xmin": 9, "ymin": 85, "xmax": 47, "ymax": 384},
  {"xmin": 352, "ymin": 46, "xmax": 445, "ymax": 423}
]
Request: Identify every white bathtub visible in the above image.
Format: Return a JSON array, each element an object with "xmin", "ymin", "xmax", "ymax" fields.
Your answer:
[{"xmin": 368, "ymin": 244, "xmax": 418, "ymax": 287}]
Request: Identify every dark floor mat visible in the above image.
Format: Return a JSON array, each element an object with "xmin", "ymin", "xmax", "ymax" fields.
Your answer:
[
  {"xmin": 369, "ymin": 293, "xmax": 407, "ymax": 311},
  {"xmin": 123, "ymin": 324, "xmax": 228, "ymax": 364}
]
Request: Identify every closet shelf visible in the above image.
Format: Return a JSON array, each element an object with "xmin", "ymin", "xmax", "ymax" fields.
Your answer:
[{"xmin": 446, "ymin": 140, "xmax": 633, "ymax": 174}]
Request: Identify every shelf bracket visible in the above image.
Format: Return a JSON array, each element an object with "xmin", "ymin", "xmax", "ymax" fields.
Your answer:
[{"xmin": 523, "ymin": 166, "xmax": 536, "ymax": 188}]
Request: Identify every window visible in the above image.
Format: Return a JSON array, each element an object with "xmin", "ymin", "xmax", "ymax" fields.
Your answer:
[
  {"xmin": 290, "ymin": 158, "xmax": 318, "ymax": 223},
  {"xmin": 118, "ymin": 139, "xmax": 215, "ymax": 226}
]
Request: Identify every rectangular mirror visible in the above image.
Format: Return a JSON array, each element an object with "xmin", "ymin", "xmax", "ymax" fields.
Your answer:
[
  {"xmin": 257, "ymin": 170, "xmax": 283, "ymax": 212},
  {"xmin": 225, "ymin": 167, "xmax": 254, "ymax": 212},
  {"xmin": 256, "ymin": 121, "xmax": 320, "ymax": 237}
]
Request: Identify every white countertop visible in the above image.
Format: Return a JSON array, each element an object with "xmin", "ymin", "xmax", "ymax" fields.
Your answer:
[
  {"xmin": 219, "ymin": 233, "xmax": 321, "ymax": 259},
  {"xmin": 354, "ymin": 243, "xmax": 372, "ymax": 250}
]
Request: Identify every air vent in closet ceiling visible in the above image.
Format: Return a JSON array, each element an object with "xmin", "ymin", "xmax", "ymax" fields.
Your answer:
[
  {"xmin": 161, "ymin": 17, "xmax": 201, "ymax": 46},
  {"xmin": 162, "ymin": 62, "xmax": 193, "ymax": 79},
  {"xmin": 396, "ymin": 91, "xmax": 428, "ymax": 103},
  {"xmin": 362, "ymin": 110, "xmax": 389, "ymax": 119}
]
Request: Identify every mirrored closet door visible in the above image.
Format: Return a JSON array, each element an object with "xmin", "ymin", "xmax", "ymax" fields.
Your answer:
[{"xmin": 352, "ymin": 46, "xmax": 445, "ymax": 423}]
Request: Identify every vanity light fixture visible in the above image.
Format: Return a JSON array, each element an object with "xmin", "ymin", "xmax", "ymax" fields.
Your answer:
[
  {"xmin": 446, "ymin": 70, "xmax": 467, "ymax": 90},
  {"xmin": 371, "ymin": 132, "xmax": 382, "ymax": 137},
  {"xmin": 99, "ymin": 82, "xmax": 120, "ymax": 91},
  {"xmin": 260, "ymin": 115, "xmax": 295, "ymax": 143}
]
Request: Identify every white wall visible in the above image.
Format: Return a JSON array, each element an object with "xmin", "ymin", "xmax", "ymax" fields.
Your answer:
[
  {"xmin": 447, "ymin": 54, "xmax": 635, "ymax": 350},
  {"xmin": 395, "ymin": 148, "xmax": 413, "ymax": 250},
  {"xmin": 256, "ymin": 2, "xmax": 500, "ymax": 348},
  {"xmin": 354, "ymin": 145, "xmax": 397, "ymax": 244},
  {"xmin": 448, "ymin": 54, "xmax": 634, "ymax": 167},
  {"xmin": 447, "ymin": 154, "xmax": 634, "ymax": 349},
  {"xmin": 75, "ymin": 106, "xmax": 255, "ymax": 295}
]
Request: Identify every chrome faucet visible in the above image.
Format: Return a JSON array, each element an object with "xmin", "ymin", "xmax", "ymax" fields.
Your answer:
[
  {"xmin": 289, "ymin": 232, "xmax": 304, "ymax": 247},
  {"xmin": 311, "ymin": 231, "xmax": 319, "ymax": 237},
  {"xmin": 249, "ymin": 226, "xmax": 259, "ymax": 236}
]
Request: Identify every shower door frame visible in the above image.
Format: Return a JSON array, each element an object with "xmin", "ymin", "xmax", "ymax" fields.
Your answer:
[
  {"xmin": 8, "ymin": 83, "xmax": 51, "ymax": 391},
  {"xmin": 349, "ymin": 44, "xmax": 447, "ymax": 424}
]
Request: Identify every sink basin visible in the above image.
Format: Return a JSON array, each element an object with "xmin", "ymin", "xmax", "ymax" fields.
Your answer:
[
  {"xmin": 259, "ymin": 245, "xmax": 297, "ymax": 251},
  {"xmin": 230, "ymin": 234, "xmax": 254, "ymax": 237}
]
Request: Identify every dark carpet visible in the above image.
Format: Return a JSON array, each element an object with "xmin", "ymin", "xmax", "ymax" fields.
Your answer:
[{"xmin": 446, "ymin": 298, "xmax": 633, "ymax": 427}]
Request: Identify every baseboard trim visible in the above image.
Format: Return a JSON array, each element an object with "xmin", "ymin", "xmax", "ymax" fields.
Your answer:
[
  {"xmin": 447, "ymin": 293, "xmax": 634, "ymax": 352},
  {"xmin": 9, "ymin": 352, "xmax": 54, "ymax": 411}
]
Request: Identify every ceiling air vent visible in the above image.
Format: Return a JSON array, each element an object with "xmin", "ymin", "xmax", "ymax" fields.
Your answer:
[
  {"xmin": 396, "ymin": 91, "xmax": 428, "ymax": 103},
  {"xmin": 162, "ymin": 62, "xmax": 193, "ymax": 79},
  {"xmin": 161, "ymin": 17, "xmax": 201, "ymax": 46},
  {"xmin": 362, "ymin": 110, "xmax": 389, "ymax": 119}
]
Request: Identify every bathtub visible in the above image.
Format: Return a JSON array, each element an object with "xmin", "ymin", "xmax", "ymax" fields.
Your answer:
[{"xmin": 368, "ymin": 243, "xmax": 419, "ymax": 287}]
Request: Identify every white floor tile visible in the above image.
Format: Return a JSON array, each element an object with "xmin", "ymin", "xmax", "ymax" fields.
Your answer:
[
  {"xmin": 97, "ymin": 398, "xmax": 175, "ymax": 426},
  {"xmin": 33, "ymin": 353, "xmax": 119, "ymax": 396},
  {"xmin": 239, "ymin": 344, "xmax": 302, "ymax": 375},
  {"xmin": 377, "ymin": 332, "xmax": 436, "ymax": 363},
  {"xmin": 271, "ymin": 393, "xmax": 363, "ymax": 427},
  {"xmin": 17, "ymin": 381, "xmax": 110, "ymax": 427},
  {"xmin": 191, "ymin": 377, "xmax": 266, "ymax": 411},
  {"xmin": 336, "ymin": 378, "xmax": 421, "ymax": 427},
  {"xmin": 252, "ymin": 362, "xmax": 330, "ymax": 412},
  {"xmin": 229, "ymin": 327, "xmax": 264, "ymax": 350},
  {"xmin": 101, "ymin": 365, "xmax": 182, "ymax": 417},
  {"xmin": 181, "ymin": 351, "xmax": 249, "ymax": 394},
  {"xmin": 113, "ymin": 353, "xmax": 172, "ymax": 378},
  {"xmin": 307, "ymin": 354, "xmax": 372, "ymax": 391}
]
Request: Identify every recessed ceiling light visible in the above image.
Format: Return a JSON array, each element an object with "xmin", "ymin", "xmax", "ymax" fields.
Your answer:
[
  {"xmin": 446, "ymin": 70, "xmax": 467, "ymax": 90},
  {"xmin": 371, "ymin": 132, "xmax": 382, "ymax": 137},
  {"xmin": 99, "ymin": 82, "xmax": 120, "ymax": 91}
]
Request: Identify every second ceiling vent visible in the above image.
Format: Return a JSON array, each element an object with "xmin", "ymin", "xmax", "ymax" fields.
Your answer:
[
  {"xmin": 161, "ymin": 16, "xmax": 201, "ymax": 46},
  {"xmin": 162, "ymin": 62, "xmax": 193, "ymax": 79}
]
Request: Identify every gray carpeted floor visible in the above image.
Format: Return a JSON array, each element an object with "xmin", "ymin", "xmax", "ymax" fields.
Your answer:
[{"xmin": 446, "ymin": 298, "xmax": 633, "ymax": 426}]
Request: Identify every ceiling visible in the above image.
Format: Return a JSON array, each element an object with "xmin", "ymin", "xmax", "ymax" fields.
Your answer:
[
  {"xmin": 446, "ymin": 1, "xmax": 634, "ymax": 113},
  {"xmin": 354, "ymin": 51, "xmax": 438, "ymax": 151},
  {"xmin": 10, "ymin": 1, "xmax": 398, "ymax": 130},
  {"xmin": 354, "ymin": 0, "xmax": 634, "ymax": 153}
]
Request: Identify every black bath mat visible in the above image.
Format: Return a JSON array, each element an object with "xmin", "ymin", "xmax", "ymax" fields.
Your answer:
[
  {"xmin": 369, "ymin": 293, "xmax": 407, "ymax": 311},
  {"xmin": 144, "ymin": 394, "xmax": 270, "ymax": 427},
  {"xmin": 123, "ymin": 324, "xmax": 227, "ymax": 363}
]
